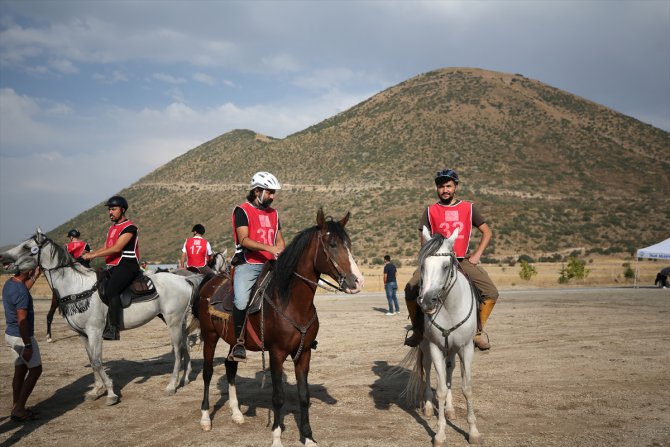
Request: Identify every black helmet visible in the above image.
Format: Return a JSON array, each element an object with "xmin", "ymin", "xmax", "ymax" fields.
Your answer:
[
  {"xmin": 104, "ymin": 195, "xmax": 128, "ymax": 210},
  {"xmin": 192, "ymin": 224, "xmax": 205, "ymax": 235},
  {"xmin": 434, "ymin": 169, "xmax": 459, "ymax": 185},
  {"xmin": 67, "ymin": 229, "xmax": 80, "ymax": 238}
]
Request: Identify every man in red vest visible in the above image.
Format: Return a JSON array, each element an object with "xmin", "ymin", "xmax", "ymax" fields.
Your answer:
[
  {"xmin": 65, "ymin": 229, "xmax": 91, "ymax": 267},
  {"xmin": 82, "ymin": 195, "xmax": 139, "ymax": 341},
  {"xmin": 179, "ymin": 224, "xmax": 212, "ymax": 272},
  {"xmin": 404, "ymin": 169, "xmax": 499, "ymax": 350},
  {"xmin": 229, "ymin": 171, "xmax": 285, "ymax": 361}
]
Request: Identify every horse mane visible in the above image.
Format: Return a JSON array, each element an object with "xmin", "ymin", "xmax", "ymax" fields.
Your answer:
[
  {"xmin": 417, "ymin": 233, "xmax": 447, "ymax": 266},
  {"xmin": 272, "ymin": 219, "xmax": 350, "ymax": 306},
  {"xmin": 34, "ymin": 233, "xmax": 90, "ymax": 274}
]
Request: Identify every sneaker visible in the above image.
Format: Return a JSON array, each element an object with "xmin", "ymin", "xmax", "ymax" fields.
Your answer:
[
  {"xmin": 395, "ymin": 311, "xmax": 400, "ymax": 315},
  {"xmin": 385, "ymin": 312, "xmax": 394, "ymax": 316}
]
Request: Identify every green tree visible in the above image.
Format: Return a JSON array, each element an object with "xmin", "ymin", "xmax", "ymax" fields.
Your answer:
[
  {"xmin": 519, "ymin": 259, "xmax": 538, "ymax": 281},
  {"xmin": 558, "ymin": 256, "xmax": 590, "ymax": 284}
]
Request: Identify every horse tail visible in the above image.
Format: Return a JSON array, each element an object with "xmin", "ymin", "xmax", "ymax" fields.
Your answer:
[
  {"xmin": 397, "ymin": 346, "xmax": 423, "ymax": 407},
  {"xmin": 187, "ymin": 316, "xmax": 201, "ymax": 335}
]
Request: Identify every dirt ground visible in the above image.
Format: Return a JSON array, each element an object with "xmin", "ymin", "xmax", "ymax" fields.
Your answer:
[{"xmin": 1, "ymin": 284, "xmax": 669, "ymax": 447}]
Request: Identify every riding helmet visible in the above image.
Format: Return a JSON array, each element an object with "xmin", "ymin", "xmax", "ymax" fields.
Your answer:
[
  {"xmin": 249, "ymin": 172, "xmax": 281, "ymax": 190},
  {"xmin": 192, "ymin": 224, "xmax": 205, "ymax": 235},
  {"xmin": 434, "ymin": 169, "xmax": 459, "ymax": 185},
  {"xmin": 104, "ymin": 195, "xmax": 129, "ymax": 210},
  {"xmin": 67, "ymin": 229, "xmax": 81, "ymax": 238}
]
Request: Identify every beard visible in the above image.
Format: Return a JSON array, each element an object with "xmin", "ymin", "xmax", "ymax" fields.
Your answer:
[{"xmin": 260, "ymin": 198, "xmax": 273, "ymax": 208}]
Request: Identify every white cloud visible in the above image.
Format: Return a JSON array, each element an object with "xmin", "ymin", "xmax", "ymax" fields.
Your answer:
[
  {"xmin": 152, "ymin": 72, "xmax": 186, "ymax": 84},
  {"xmin": 93, "ymin": 69, "xmax": 128, "ymax": 83},
  {"xmin": 49, "ymin": 58, "xmax": 78, "ymax": 74},
  {"xmin": 193, "ymin": 72, "xmax": 216, "ymax": 85},
  {"xmin": 293, "ymin": 68, "xmax": 355, "ymax": 91},
  {"xmin": 261, "ymin": 53, "xmax": 301, "ymax": 73}
]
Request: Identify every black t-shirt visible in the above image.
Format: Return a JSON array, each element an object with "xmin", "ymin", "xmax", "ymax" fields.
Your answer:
[
  {"xmin": 384, "ymin": 263, "xmax": 397, "ymax": 283},
  {"xmin": 118, "ymin": 224, "xmax": 138, "ymax": 267}
]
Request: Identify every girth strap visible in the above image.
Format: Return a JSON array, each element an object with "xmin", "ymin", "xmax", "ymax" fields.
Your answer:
[{"xmin": 263, "ymin": 294, "xmax": 317, "ymax": 363}]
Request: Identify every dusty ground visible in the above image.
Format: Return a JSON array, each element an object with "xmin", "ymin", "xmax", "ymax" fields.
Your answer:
[{"xmin": 1, "ymin": 284, "xmax": 669, "ymax": 447}]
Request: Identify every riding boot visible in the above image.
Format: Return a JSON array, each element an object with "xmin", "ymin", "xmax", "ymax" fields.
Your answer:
[
  {"xmin": 474, "ymin": 299, "xmax": 496, "ymax": 350},
  {"xmin": 103, "ymin": 297, "xmax": 121, "ymax": 341},
  {"xmin": 404, "ymin": 298, "xmax": 424, "ymax": 347},
  {"xmin": 229, "ymin": 307, "xmax": 247, "ymax": 362}
]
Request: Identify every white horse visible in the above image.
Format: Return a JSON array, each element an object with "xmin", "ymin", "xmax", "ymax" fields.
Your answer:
[
  {"xmin": 404, "ymin": 227, "xmax": 482, "ymax": 446},
  {"xmin": 0, "ymin": 228, "xmax": 205, "ymax": 404}
]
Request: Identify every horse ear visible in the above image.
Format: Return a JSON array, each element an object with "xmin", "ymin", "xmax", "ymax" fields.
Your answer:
[
  {"xmin": 317, "ymin": 208, "xmax": 325, "ymax": 228},
  {"xmin": 448, "ymin": 227, "xmax": 460, "ymax": 243},
  {"xmin": 339, "ymin": 212, "xmax": 350, "ymax": 227},
  {"xmin": 422, "ymin": 226, "xmax": 432, "ymax": 243},
  {"xmin": 222, "ymin": 248, "xmax": 227, "ymax": 258},
  {"xmin": 37, "ymin": 226, "xmax": 42, "ymax": 235}
]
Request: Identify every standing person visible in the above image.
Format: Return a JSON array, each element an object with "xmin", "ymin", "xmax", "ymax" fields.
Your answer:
[
  {"xmin": 82, "ymin": 195, "xmax": 140, "ymax": 341},
  {"xmin": 404, "ymin": 169, "xmax": 499, "ymax": 350},
  {"xmin": 179, "ymin": 224, "xmax": 213, "ymax": 273},
  {"xmin": 230, "ymin": 171, "xmax": 285, "ymax": 361},
  {"xmin": 65, "ymin": 229, "xmax": 91, "ymax": 268},
  {"xmin": 4, "ymin": 255, "xmax": 43, "ymax": 421},
  {"xmin": 383, "ymin": 255, "xmax": 400, "ymax": 315}
]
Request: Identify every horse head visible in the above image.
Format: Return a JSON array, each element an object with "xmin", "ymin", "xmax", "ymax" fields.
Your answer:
[
  {"xmin": 0, "ymin": 227, "xmax": 72, "ymax": 272},
  {"xmin": 418, "ymin": 227, "xmax": 459, "ymax": 315},
  {"xmin": 209, "ymin": 249, "xmax": 229, "ymax": 275},
  {"xmin": 314, "ymin": 208, "xmax": 364, "ymax": 294}
]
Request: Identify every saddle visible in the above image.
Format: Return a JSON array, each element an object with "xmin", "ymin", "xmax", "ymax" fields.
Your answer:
[
  {"xmin": 97, "ymin": 271, "xmax": 159, "ymax": 308},
  {"xmin": 206, "ymin": 266, "xmax": 274, "ymax": 318}
]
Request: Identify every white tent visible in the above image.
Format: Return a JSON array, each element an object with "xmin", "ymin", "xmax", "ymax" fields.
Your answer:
[{"xmin": 635, "ymin": 237, "xmax": 670, "ymax": 287}]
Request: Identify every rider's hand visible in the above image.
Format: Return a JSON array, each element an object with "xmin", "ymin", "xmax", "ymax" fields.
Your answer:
[{"xmin": 22, "ymin": 345, "xmax": 33, "ymax": 362}]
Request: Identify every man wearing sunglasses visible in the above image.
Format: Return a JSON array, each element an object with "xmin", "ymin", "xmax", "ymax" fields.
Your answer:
[{"xmin": 404, "ymin": 169, "xmax": 499, "ymax": 350}]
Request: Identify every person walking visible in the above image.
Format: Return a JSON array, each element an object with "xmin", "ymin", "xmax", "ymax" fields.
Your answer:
[
  {"xmin": 383, "ymin": 255, "xmax": 400, "ymax": 315},
  {"xmin": 404, "ymin": 169, "xmax": 499, "ymax": 350},
  {"xmin": 4, "ymin": 255, "xmax": 43, "ymax": 421}
]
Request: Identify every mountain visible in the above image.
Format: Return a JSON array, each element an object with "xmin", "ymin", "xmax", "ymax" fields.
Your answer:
[{"xmin": 51, "ymin": 68, "xmax": 670, "ymax": 264}]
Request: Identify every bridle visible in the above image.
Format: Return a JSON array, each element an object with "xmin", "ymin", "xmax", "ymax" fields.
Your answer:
[
  {"xmin": 421, "ymin": 250, "xmax": 476, "ymax": 345},
  {"xmin": 293, "ymin": 229, "xmax": 350, "ymax": 293}
]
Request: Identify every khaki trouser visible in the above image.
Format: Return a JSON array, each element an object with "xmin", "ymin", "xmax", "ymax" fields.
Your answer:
[{"xmin": 404, "ymin": 259, "xmax": 499, "ymax": 302}]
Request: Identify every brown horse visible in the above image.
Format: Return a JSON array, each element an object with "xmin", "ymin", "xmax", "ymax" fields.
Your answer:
[{"xmin": 191, "ymin": 208, "xmax": 364, "ymax": 447}]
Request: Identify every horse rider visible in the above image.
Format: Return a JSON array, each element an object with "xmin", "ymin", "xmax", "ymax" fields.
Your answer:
[
  {"xmin": 82, "ymin": 195, "xmax": 140, "ymax": 341},
  {"xmin": 404, "ymin": 169, "xmax": 499, "ymax": 350},
  {"xmin": 229, "ymin": 171, "xmax": 285, "ymax": 361},
  {"xmin": 65, "ymin": 229, "xmax": 91, "ymax": 268},
  {"xmin": 180, "ymin": 224, "xmax": 213, "ymax": 274}
]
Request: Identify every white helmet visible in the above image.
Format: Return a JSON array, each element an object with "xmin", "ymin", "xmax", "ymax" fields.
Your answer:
[{"xmin": 249, "ymin": 171, "xmax": 281, "ymax": 190}]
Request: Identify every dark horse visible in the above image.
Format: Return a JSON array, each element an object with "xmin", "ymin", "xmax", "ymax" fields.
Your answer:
[{"xmin": 191, "ymin": 209, "xmax": 364, "ymax": 446}]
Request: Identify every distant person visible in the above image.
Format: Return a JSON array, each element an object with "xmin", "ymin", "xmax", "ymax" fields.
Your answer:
[
  {"xmin": 4, "ymin": 255, "xmax": 43, "ymax": 421},
  {"xmin": 180, "ymin": 224, "xmax": 213, "ymax": 274},
  {"xmin": 383, "ymin": 255, "xmax": 400, "ymax": 315},
  {"xmin": 656, "ymin": 267, "xmax": 670, "ymax": 288},
  {"xmin": 404, "ymin": 169, "xmax": 499, "ymax": 350},
  {"xmin": 65, "ymin": 229, "xmax": 91, "ymax": 268},
  {"xmin": 230, "ymin": 171, "xmax": 285, "ymax": 361},
  {"xmin": 82, "ymin": 195, "xmax": 140, "ymax": 341},
  {"xmin": 140, "ymin": 261, "xmax": 150, "ymax": 273}
]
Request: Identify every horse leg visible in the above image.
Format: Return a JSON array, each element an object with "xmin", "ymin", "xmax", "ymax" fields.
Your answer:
[
  {"xmin": 225, "ymin": 359, "xmax": 245, "ymax": 424},
  {"xmin": 165, "ymin": 315, "xmax": 185, "ymax": 395},
  {"xmin": 294, "ymin": 349, "xmax": 317, "ymax": 446},
  {"xmin": 270, "ymin": 349, "xmax": 289, "ymax": 447},
  {"xmin": 181, "ymin": 326, "xmax": 192, "ymax": 386},
  {"xmin": 445, "ymin": 350, "xmax": 457, "ymax": 421},
  {"xmin": 459, "ymin": 343, "xmax": 482, "ymax": 444},
  {"xmin": 46, "ymin": 293, "xmax": 57, "ymax": 342},
  {"xmin": 200, "ymin": 331, "xmax": 218, "ymax": 431},
  {"xmin": 430, "ymin": 343, "xmax": 448, "ymax": 447},
  {"xmin": 421, "ymin": 344, "xmax": 435, "ymax": 418},
  {"xmin": 80, "ymin": 334, "xmax": 105, "ymax": 401},
  {"xmin": 86, "ymin": 330, "xmax": 118, "ymax": 405}
]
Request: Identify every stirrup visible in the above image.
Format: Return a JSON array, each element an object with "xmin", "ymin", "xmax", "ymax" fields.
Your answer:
[{"xmin": 228, "ymin": 340, "xmax": 247, "ymax": 362}]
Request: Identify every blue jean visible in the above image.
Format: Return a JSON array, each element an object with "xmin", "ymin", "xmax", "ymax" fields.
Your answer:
[
  {"xmin": 233, "ymin": 262, "xmax": 265, "ymax": 310},
  {"xmin": 384, "ymin": 281, "xmax": 399, "ymax": 312}
]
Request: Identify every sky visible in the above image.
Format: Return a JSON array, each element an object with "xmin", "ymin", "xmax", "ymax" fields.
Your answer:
[{"xmin": 1, "ymin": 0, "xmax": 669, "ymax": 246}]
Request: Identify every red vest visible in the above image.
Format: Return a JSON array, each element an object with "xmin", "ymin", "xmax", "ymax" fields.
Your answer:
[
  {"xmin": 184, "ymin": 236, "xmax": 209, "ymax": 267},
  {"xmin": 233, "ymin": 202, "xmax": 279, "ymax": 264},
  {"xmin": 66, "ymin": 240, "xmax": 88, "ymax": 259},
  {"xmin": 105, "ymin": 220, "xmax": 139, "ymax": 266},
  {"xmin": 427, "ymin": 201, "xmax": 473, "ymax": 258}
]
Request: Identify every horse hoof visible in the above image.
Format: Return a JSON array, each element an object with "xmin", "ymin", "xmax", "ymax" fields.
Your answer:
[
  {"xmin": 469, "ymin": 433, "xmax": 483, "ymax": 444},
  {"xmin": 165, "ymin": 388, "xmax": 176, "ymax": 396},
  {"xmin": 85, "ymin": 388, "xmax": 105, "ymax": 401},
  {"xmin": 232, "ymin": 413, "xmax": 245, "ymax": 425},
  {"xmin": 106, "ymin": 395, "xmax": 119, "ymax": 406},
  {"xmin": 304, "ymin": 439, "xmax": 318, "ymax": 446},
  {"xmin": 434, "ymin": 439, "xmax": 444, "ymax": 447},
  {"xmin": 446, "ymin": 409, "xmax": 456, "ymax": 420},
  {"xmin": 424, "ymin": 403, "xmax": 434, "ymax": 418},
  {"xmin": 46, "ymin": 337, "xmax": 53, "ymax": 343},
  {"xmin": 201, "ymin": 421, "xmax": 212, "ymax": 432}
]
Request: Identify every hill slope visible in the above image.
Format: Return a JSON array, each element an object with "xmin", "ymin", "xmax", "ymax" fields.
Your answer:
[{"xmin": 51, "ymin": 68, "xmax": 670, "ymax": 264}]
